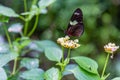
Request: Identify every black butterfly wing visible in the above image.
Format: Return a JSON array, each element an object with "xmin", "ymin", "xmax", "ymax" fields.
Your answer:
[
  {"xmin": 66, "ymin": 23, "xmax": 84, "ymax": 37},
  {"xmin": 66, "ymin": 8, "xmax": 84, "ymax": 37}
]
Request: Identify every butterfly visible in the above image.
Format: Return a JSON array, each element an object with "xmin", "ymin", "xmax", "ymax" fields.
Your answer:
[{"xmin": 65, "ymin": 8, "xmax": 84, "ymax": 37}]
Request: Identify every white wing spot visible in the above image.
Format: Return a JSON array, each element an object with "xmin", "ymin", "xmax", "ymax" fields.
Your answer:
[
  {"xmin": 70, "ymin": 20, "xmax": 78, "ymax": 25},
  {"xmin": 74, "ymin": 12, "xmax": 80, "ymax": 15}
]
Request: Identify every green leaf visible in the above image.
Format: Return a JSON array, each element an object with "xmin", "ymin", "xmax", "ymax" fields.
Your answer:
[
  {"xmin": 0, "ymin": 15, "xmax": 9, "ymax": 22},
  {"xmin": 21, "ymin": 5, "xmax": 46, "ymax": 20},
  {"xmin": 31, "ymin": 40, "xmax": 59, "ymax": 52},
  {"xmin": 44, "ymin": 67, "xmax": 60, "ymax": 80},
  {"xmin": 21, "ymin": 12, "xmax": 30, "ymax": 16},
  {"xmin": 20, "ymin": 38, "xmax": 31, "ymax": 48},
  {"xmin": 20, "ymin": 58, "xmax": 39, "ymax": 69},
  {"xmin": 26, "ymin": 5, "xmax": 39, "ymax": 21},
  {"xmin": 38, "ymin": 0, "xmax": 56, "ymax": 8},
  {"xmin": 71, "ymin": 56, "xmax": 98, "ymax": 74},
  {"xmin": 8, "ymin": 23, "xmax": 23, "ymax": 33},
  {"xmin": 0, "ymin": 68, "xmax": 7, "ymax": 80},
  {"xmin": 112, "ymin": 77, "xmax": 120, "ymax": 80},
  {"xmin": 31, "ymin": 5, "xmax": 39, "ymax": 15},
  {"xmin": 21, "ymin": 5, "xmax": 38, "ymax": 16},
  {"xmin": 0, "ymin": 5, "xmax": 19, "ymax": 17},
  {"xmin": 0, "ymin": 52, "xmax": 18, "ymax": 67},
  {"xmin": 45, "ymin": 47, "xmax": 62, "ymax": 62},
  {"xmin": 64, "ymin": 64, "xmax": 101, "ymax": 80},
  {"xmin": 20, "ymin": 68, "xmax": 44, "ymax": 80},
  {"xmin": 0, "ymin": 43, "xmax": 9, "ymax": 53},
  {"xmin": 21, "ymin": 6, "xmax": 47, "ymax": 16},
  {"xmin": 41, "ymin": 8, "xmax": 47, "ymax": 14},
  {"xmin": 7, "ymin": 73, "xmax": 20, "ymax": 80}
]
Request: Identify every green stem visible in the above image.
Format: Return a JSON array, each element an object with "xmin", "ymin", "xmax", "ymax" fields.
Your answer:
[
  {"xmin": 20, "ymin": 31, "xmax": 23, "ymax": 37},
  {"xmin": 32, "ymin": 0, "xmax": 38, "ymax": 5},
  {"xmin": 60, "ymin": 48, "xmax": 71, "ymax": 80},
  {"xmin": 3, "ymin": 24, "xmax": 12, "ymax": 49},
  {"xmin": 60, "ymin": 46, "xmax": 64, "ymax": 72},
  {"xmin": 19, "ymin": 15, "xmax": 25, "ymax": 21},
  {"xmin": 101, "ymin": 53, "xmax": 110, "ymax": 79},
  {"xmin": 23, "ymin": 0, "xmax": 27, "ymax": 12},
  {"xmin": 104, "ymin": 73, "xmax": 110, "ymax": 79},
  {"xmin": 12, "ymin": 58, "xmax": 17, "ymax": 75},
  {"xmin": 23, "ymin": 0, "xmax": 29, "ymax": 36},
  {"xmin": 62, "ymin": 46, "xmax": 64, "ymax": 63},
  {"xmin": 28, "ymin": 0, "xmax": 38, "ymax": 12},
  {"xmin": 23, "ymin": 0, "xmax": 38, "ymax": 36},
  {"xmin": 67, "ymin": 48, "xmax": 71, "ymax": 59},
  {"xmin": 23, "ymin": 0, "xmax": 28, "ymax": 36},
  {"xmin": 27, "ymin": 14, "xmax": 39, "ymax": 37},
  {"xmin": 24, "ymin": 21, "xmax": 29, "ymax": 36},
  {"xmin": 61, "ymin": 48, "xmax": 71, "ymax": 72}
]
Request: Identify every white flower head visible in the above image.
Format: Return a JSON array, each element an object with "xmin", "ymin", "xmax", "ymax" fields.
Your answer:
[
  {"xmin": 74, "ymin": 39, "xmax": 79, "ymax": 43},
  {"xmin": 57, "ymin": 36, "xmax": 80, "ymax": 49},
  {"xmin": 104, "ymin": 42, "xmax": 119, "ymax": 54},
  {"xmin": 65, "ymin": 36, "xmax": 70, "ymax": 40}
]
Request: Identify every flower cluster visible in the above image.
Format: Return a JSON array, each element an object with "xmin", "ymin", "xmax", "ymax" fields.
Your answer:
[
  {"xmin": 104, "ymin": 43, "xmax": 119, "ymax": 54},
  {"xmin": 57, "ymin": 36, "xmax": 80, "ymax": 49}
]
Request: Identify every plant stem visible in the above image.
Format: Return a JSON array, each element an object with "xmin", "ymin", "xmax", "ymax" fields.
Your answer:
[
  {"xmin": 23, "ymin": 0, "xmax": 28, "ymax": 36},
  {"xmin": 24, "ymin": 21, "xmax": 29, "ymax": 36},
  {"xmin": 27, "ymin": 14, "xmax": 39, "ymax": 37},
  {"xmin": 12, "ymin": 58, "xmax": 17, "ymax": 75},
  {"xmin": 20, "ymin": 32, "xmax": 24, "ymax": 37},
  {"xmin": 67, "ymin": 48, "xmax": 71, "ymax": 59},
  {"xmin": 23, "ymin": 0, "xmax": 27, "ymax": 12},
  {"xmin": 23, "ymin": 0, "xmax": 38, "ymax": 36},
  {"xmin": 23, "ymin": 0, "xmax": 29, "ymax": 36},
  {"xmin": 3, "ymin": 24, "xmax": 12, "ymax": 49},
  {"xmin": 61, "ymin": 48, "xmax": 71, "ymax": 71},
  {"xmin": 62, "ymin": 46, "xmax": 64, "ymax": 63},
  {"xmin": 19, "ymin": 15, "xmax": 25, "ymax": 21},
  {"xmin": 60, "ymin": 46, "xmax": 64, "ymax": 72},
  {"xmin": 101, "ymin": 53, "xmax": 110, "ymax": 79},
  {"xmin": 32, "ymin": 0, "xmax": 38, "ymax": 5},
  {"xmin": 60, "ymin": 48, "xmax": 71, "ymax": 80},
  {"xmin": 104, "ymin": 73, "xmax": 110, "ymax": 79}
]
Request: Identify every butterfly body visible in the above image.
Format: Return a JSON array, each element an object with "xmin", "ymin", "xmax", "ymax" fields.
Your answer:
[{"xmin": 65, "ymin": 8, "xmax": 84, "ymax": 37}]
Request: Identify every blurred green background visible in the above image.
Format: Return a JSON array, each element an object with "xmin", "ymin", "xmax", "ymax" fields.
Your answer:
[{"xmin": 0, "ymin": 0, "xmax": 120, "ymax": 79}]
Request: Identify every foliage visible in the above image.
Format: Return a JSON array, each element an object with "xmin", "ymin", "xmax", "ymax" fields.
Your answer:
[{"xmin": 0, "ymin": 0, "xmax": 120, "ymax": 80}]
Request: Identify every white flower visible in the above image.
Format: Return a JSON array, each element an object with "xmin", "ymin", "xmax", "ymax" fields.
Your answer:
[
  {"xmin": 57, "ymin": 36, "xmax": 80, "ymax": 49},
  {"xmin": 65, "ymin": 36, "xmax": 70, "ymax": 40},
  {"xmin": 104, "ymin": 42, "xmax": 119, "ymax": 54},
  {"xmin": 74, "ymin": 39, "xmax": 79, "ymax": 43}
]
